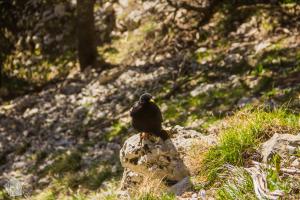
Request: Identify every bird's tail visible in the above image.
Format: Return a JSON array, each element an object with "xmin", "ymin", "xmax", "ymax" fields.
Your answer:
[{"xmin": 157, "ymin": 129, "xmax": 169, "ymax": 141}]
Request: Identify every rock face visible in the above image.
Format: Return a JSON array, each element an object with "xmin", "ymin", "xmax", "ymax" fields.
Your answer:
[
  {"xmin": 120, "ymin": 126, "xmax": 217, "ymax": 190},
  {"xmin": 260, "ymin": 133, "xmax": 300, "ymax": 162}
]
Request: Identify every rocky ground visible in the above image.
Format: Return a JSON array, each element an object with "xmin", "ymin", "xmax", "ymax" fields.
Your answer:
[{"xmin": 0, "ymin": 0, "xmax": 300, "ymax": 199}]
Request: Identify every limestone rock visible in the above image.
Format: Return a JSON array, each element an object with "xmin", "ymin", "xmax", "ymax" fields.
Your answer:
[
  {"xmin": 120, "ymin": 134, "xmax": 190, "ymax": 183},
  {"xmin": 120, "ymin": 126, "xmax": 217, "ymax": 190},
  {"xmin": 260, "ymin": 133, "xmax": 300, "ymax": 163},
  {"xmin": 119, "ymin": 0, "xmax": 128, "ymax": 7}
]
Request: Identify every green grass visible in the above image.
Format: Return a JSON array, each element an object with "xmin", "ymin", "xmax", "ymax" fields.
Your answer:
[
  {"xmin": 0, "ymin": 189, "xmax": 11, "ymax": 200},
  {"xmin": 266, "ymin": 154, "xmax": 292, "ymax": 193},
  {"xmin": 217, "ymin": 167, "xmax": 256, "ymax": 200},
  {"xmin": 105, "ymin": 121, "xmax": 128, "ymax": 141},
  {"xmin": 161, "ymin": 83, "xmax": 247, "ymax": 126},
  {"xmin": 31, "ymin": 189, "xmax": 57, "ymax": 200},
  {"xmin": 201, "ymin": 107, "xmax": 300, "ymax": 183},
  {"xmin": 44, "ymin": 150, "xmax": 82, "ymax": 175}
]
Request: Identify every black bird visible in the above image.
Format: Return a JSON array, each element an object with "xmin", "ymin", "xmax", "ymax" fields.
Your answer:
[{"xmin": 130, "ymin": 93, "xmax": 169, "ymax": 142}]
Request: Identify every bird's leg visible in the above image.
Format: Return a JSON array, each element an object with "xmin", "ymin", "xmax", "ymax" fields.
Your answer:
[
  {"xmin": 139, "ymin": 132, "xmax": 149, "ymax": 146},
  {"xmin": 139, "ymin": 132, "xmax": 144, "ymax": 146}
]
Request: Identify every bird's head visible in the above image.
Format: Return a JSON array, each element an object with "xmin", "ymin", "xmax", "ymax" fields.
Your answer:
[{"xmin": 139, "ymin": 93, "xmax": 154, "ymax": 104}]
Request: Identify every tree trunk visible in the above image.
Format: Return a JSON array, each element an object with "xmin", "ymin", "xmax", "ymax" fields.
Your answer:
[{"xmin": 76, "ymin": 0, "xmax": 98, "ymax": 70}]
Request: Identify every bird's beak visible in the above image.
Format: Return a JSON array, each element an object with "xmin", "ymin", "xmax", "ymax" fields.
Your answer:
[{"xmin": 150, "ymin": 99, "xmax": 155, "ymax": 103}]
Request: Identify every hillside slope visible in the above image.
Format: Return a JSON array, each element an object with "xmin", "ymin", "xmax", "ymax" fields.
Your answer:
[{"xmin": 0, "ymin": 1, "xmax": 300, "ymax": 199}]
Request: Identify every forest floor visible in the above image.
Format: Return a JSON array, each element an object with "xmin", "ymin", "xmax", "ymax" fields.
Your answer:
[{"xmin": 0, "ymin": 1, "xmax": 300, "ymax": 199}]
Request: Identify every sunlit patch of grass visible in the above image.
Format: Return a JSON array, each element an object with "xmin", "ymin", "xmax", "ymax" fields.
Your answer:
[
  {"xmin": 131, "ymin": 174, "xmax": 175, "ymax": 200},
  {"xmin": 0, "ymin": 189, "xmax": 10, "ymax": 200},
  {"xmin": 3, "ymin": 50, "xmax": 76, "ymax": 85},
  {"xmin": 137, "ymin": 193, "xmax": 176, "ymax": 200},
  {"xmin": 161, "ymin": 84, "xmax": 247, "ymax": 128},
  {"xmin": 201, "ymin": 116, "xmax": 222, "ymax": 129},
  {"xmin": 201, "ymin": 107, "xmax": 300, "ymax": 183},
  {"xmin": 163, "ymin": 101, "xmax": 186, "ymax": 125},
  {"xmin": 31, "ymin": 188, "xmax": 57, "ymax": 200},
  {"xmin": 105, "ymin": 121, "xmax": 128, "ymax": 141},
  {"xmin": 194, "ymin": 49, "xmax": 215, "ymax": 64},
  {"xmin": 99, "ymin": 17, "xmax": 158, "ymax": 65}
]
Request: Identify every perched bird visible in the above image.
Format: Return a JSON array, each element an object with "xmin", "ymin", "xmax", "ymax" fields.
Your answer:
[{"xmin": 130, "ymin": 93, "xmax": 169, "ymax": 142}]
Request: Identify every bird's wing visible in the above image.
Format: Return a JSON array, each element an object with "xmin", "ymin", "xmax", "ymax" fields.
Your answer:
[
  {"xmin": 130, "ymin": 101, "xmax": 140, "ymax": 117},
  {"xmin": 149, "ymin": 103, "xmax": 163, "ymax": 122}
]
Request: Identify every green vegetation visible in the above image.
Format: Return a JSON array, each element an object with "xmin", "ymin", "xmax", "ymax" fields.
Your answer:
[
  {"xmin": 161, "ymin": 83, "xmax": 247, "ymax": 130},
  {"xmin": 99, "ymin": 17, "xmax": 158, "ymax": 65},
  {"xmin": 137, "ymin": 193, "xmax": 176, "ymax": 200},
  {"xmin": 201, "ymin": 107, "xmax": 300, "ymax": 183},
  {"xmin": 0, "ymin": 189, "xmax": 10, "ymax": 200},
  {"xmin": 266, "ymin": 154, "xmax": 291, "ymax": 193},
  {"xmin": 46, "ymin": 150, "xmax": 82, "ymax": 175},
  {"xmin": 217, "ymin": 167, "xmax": 256, "ymax": 200},
  {"xmin": 2, "ymin": 0, "xmax": 300, "ymax": 199},
  {"xmin": 31, "ymin": 189, "xmax": 57, "ymax": 200},
  {"xmin": 105, "ymin": 121, "xmax": 128, "ymax": 141}
]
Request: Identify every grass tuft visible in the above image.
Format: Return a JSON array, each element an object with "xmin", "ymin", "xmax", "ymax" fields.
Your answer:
[
  {"xmin": 201, "ymin": 106, "xmax": 300, "ymax": 183},
  {"xmin": 217, "ymin": 166, "xmax": 256, "ymax": 200}
]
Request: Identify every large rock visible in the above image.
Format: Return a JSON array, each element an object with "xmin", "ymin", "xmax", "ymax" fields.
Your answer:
[
  {"xmin": 260, "ymin": 133, "xmax": 300, "ymax": 163},
  {"xmin": 120, "ymin": 126, "xmax": 217, "ymax": 190}
]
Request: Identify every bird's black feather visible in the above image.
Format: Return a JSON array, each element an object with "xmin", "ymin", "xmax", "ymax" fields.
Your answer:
[{"xmin": 130, "ymin": 94, "xmax": 169, "ymax": 140}]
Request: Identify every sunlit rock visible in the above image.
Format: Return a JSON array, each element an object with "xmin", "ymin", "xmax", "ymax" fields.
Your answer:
[{"xmin": 120, "ymin": 126, "xmax": 217, "ymax": 191}]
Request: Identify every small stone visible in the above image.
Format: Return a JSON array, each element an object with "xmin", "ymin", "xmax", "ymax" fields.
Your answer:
[
  {"xmin": 287, "ymin": 145, "xmax": 297, "ymax": 155},
  {"xmin": 260, "ymin": 133, "xmax": 300, "ymax": 162},
  {"xmin": 119, "ymin": 0, "xmax": 128, "ymax": 7},
  {"xmin": 199, "ymin": 189, "xmax": 206, "ymax": 199},
  {"xmin": 190, "ymin": 83, "xmax": 216, "ymax": 97},
  {"xmin": 291, "ymin": 159, "xmax": 300, "ymax": 168}
]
